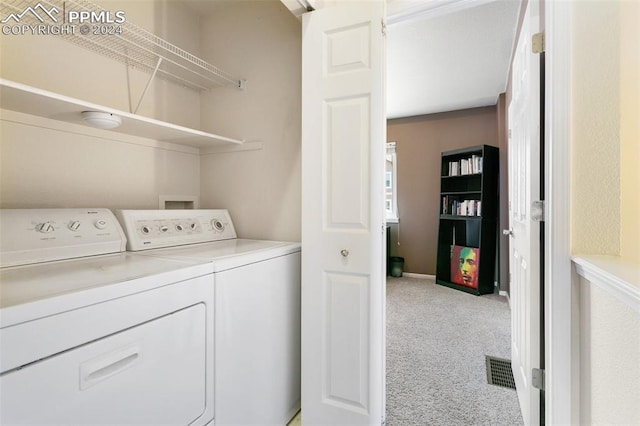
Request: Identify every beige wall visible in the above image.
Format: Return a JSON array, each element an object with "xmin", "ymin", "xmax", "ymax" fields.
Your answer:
[
  {"xmin": 0, "ymin": 0, "xmax": 202, "ymax": 128},
  {"xmin": 387, "ymin": 106, "xmax": 499, "ymax": 276},
  {"xmin": 0, "ymin": 111, "xmax": 200, "ymax": 209},
  {"xmin": 619, "ymin": 0, "xmax": 640, "ymax": 263},
  {"xmin": 570, "ymin": 1, "xmax": 640, "ymax": 424},
  {"xmin": 198, "ymin": 0, "xmax": 302, "ymax": 241},
  {"xmin": 570, "ymin": 0, "xmax": 621, "ymax": 256},
  {"xmin": 0, "ymin": 0, "xmax": 301, "ymax": 238},
  {"xmin": 0, "ymin": 0, "xmax": 206, "ymax": 210}
]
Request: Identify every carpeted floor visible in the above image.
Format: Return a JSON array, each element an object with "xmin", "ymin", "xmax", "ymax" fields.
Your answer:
[{"xmin": 386, "ymin": 276, "xmax": 524, "ymax": 426}]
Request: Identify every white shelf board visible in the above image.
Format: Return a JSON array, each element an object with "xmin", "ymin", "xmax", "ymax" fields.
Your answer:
[{"xmin": 0, "ymin": 79, "xmax": 244, "ymax": 148}]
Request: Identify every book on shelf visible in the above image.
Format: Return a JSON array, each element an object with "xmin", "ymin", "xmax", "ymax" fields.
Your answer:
[
  {"xmin": 446, "ymin": 154, "xmax": 483, "ymax": 177},
  {"xmin": 443, "ymin": 199, "xmax": 482, "ymax": 217}
]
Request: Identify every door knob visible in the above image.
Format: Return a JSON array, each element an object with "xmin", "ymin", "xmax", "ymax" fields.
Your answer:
[
  {"xmin": 502, "ymin": 228, "xmax": 514, "ymax": 237},
  {"xmin": 340, "ymin": 249, "xmax": 349, "ymax": 257}
]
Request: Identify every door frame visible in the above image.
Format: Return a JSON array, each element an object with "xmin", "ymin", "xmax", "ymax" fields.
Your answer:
[
  {"xmin": 382, "ymin": 1, "xmax": 578, "ymax": 423},
  {"xmin": 544, "ymin": 0, "xmax": 576, "ymax": 424},
  {"xmin": 287, "ymin": 0, "xmax": 578, "ymax": 424}
]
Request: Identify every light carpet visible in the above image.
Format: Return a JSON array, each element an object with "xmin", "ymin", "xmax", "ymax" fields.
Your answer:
[{"xmin": 386, "ymin": 276, "xmax": 524, "ymax": 426}]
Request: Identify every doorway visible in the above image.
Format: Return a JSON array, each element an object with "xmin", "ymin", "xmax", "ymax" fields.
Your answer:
[{"xmin": 384, "ymin": 0, "xmax": 523, "ymax": 423}]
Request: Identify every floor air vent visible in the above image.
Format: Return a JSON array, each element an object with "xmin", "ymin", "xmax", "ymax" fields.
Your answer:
[{"xmin": 485, "ymin": 355, "xmax": 516, "ymax": 389}]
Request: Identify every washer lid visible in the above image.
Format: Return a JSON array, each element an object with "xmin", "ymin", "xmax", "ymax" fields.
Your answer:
[{"xmin": 136, "ymin": 239, "xmax": 301, "ymax": 272}]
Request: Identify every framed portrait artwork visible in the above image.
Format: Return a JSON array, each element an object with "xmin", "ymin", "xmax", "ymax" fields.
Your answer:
[{"xmin": 450, "ymin": 245, "xmax": 480, "ymax": 289}]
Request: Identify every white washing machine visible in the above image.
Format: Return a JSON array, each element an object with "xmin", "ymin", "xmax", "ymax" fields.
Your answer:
[
  {"xmin": 115, "ymin": 209, "xmax": 301, "ymax": 426},
  {"xmin": 0, "ymin": 209, "xmax": 215, "ymax": 426}
]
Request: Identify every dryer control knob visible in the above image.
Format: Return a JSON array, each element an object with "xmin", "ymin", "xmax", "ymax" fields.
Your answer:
[
  {"xmin": 95, "ymin": 220, "xmax": 108, "ymax": 230},
  {"xmin": 68, "ymin": 221, "xmax": 82, "ymax": 231},
  {"xmin": 141, "ymin": 226, "xmax": 151, "ymax": 235},
  {"xmin": 160, "ymin": 225, "xmax": 169, "ymax": 233},
  {"xmin": 36, "ymin": 222, "xmax": 55, "ymax": 233},
  {"xmin": 211, "ymin": 219, "xmax": 225, "ymax": 232},
  {"xmin": 176, "ymin": 224, "xmax": 184, "ymax": 232}
]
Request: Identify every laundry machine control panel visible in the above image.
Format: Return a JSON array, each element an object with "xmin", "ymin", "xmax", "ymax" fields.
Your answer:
[
  {"xmin": 116, "ymin": 209, "xmax": 237, "ymax": 251},
  {"xmin": 0, "ymin": 209, "xmax": 126, "ymax": 267}
]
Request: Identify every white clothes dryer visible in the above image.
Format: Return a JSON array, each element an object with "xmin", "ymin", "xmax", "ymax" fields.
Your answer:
[
  {"xmin": 116, "ymin": 209, "xmax": 301, "ymax": 426},
  {"xmin": 0, "ymin": 209, "xmax": 214, "ymax": 426}
]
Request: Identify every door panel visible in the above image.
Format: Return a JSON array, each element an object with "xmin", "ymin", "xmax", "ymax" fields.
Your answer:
[
  {"xmin": 302, "ymin": 1, "xmax": 386, "ymax": 424},
  {"xmin": 324, "ymin": 272, "xmax": 369, "ymax": 411},
  {"xmin": 325, "ymin": 97, "xmax": 370, "ymax": 229},
  {"xmin": 325, "ymin": 22, "xmax": 371, "ymax": 73}
]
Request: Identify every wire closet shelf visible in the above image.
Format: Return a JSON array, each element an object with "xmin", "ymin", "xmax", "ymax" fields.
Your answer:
[{"xmin": 0, "ymin": 0, "xmax": 245, "ymax": 91}]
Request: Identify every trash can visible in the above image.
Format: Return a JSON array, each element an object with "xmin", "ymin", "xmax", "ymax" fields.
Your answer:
[{"xmin": 390, "ymin": 256, "xmax": 404, "ymax": 278}]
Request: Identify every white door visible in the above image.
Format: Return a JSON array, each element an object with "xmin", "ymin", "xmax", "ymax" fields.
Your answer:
[
  {"xmin": 301, "ymin": 1, "xmax": 386, "ymax": 425},
  {"xmin": 507, "ymin": 1, "xmax": 541, "ymax": 425}
]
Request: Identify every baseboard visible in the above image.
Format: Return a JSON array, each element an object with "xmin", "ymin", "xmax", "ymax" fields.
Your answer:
[
  {"xmin": 401, "ymin": 272, "xmax": 435, "ymax": 279},
  {"xmin": 499, "ymin": 290, "xmax": 511, "ymax": 308}
]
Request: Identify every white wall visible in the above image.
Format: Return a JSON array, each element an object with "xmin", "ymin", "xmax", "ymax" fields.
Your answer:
[
  {"xmin": 198, "ymin": 0, "xmax": 302, "ymax": 241},
  {"xmin": 578, "ymin": 271, "xmax": 640, "ymax": 425},
  {"xmin": 0, "ymin": 0, "xmax": 205, "ymax": 209}
]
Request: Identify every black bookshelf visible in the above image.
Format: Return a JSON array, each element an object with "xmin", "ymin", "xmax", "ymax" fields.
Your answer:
[{"xmin": 435, "ymin": 145, "xmax": 499, "ymax": 295}]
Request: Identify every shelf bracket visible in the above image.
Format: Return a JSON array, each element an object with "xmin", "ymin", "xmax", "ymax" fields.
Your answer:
[{"xmin": 134, "ymin": 57, "xmax": 163, "ymax": 114}]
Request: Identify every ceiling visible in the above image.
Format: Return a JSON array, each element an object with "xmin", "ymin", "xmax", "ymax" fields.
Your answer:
[
  {"xmin": 182, "ymin": 0, "xmax": 522, "ymax": 119},
  {"xmin": 386, "ymin": 0, "xmax": 521, "ymax": 118}
]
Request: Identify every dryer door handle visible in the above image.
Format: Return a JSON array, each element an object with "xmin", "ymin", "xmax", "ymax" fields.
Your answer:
[{"xmin": 80, "ymin": 344, "xmax": 141, "ymax": 390}]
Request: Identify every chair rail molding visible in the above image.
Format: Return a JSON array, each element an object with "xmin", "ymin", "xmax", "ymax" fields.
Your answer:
[{"xmin": 573, "ymin": 256, "xmax": 640, "ymax": 313}]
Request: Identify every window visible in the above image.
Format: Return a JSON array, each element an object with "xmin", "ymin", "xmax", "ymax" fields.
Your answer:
[{"xmin": 386, "ymin": 142, "xmax": 398, "ymax": 223}]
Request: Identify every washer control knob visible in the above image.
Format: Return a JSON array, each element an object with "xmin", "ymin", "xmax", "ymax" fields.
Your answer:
[
  {"xmin": 36, "ymin": 222, "xmax": 55, "ymax": 233},
  {"xmin": 211, "ymin": 219, "xmax": 225, "ymax": 232},
  {"xmin": 160, "ymin": 225, "xmax": 169, "ymax": 233},
  {"xmin": 141, "ymin": 226, "xmax": 151, "ymax": 235},
  {"xmin": 176, "ymin": 224, "xmax": 184, "ymax": 232},
  {"xmin": 68, "ymin": 221, "xmax": 82, "ymax": 231},
  {"xmin": 95, "ymin": 220, "xmax": 108, "ymax": 230}
]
